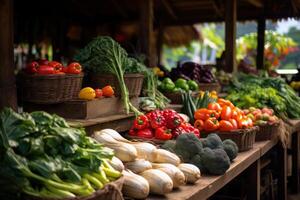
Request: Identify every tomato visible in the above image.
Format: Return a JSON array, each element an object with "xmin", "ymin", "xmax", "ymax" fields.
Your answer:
[
  {"xmin": 48, "ymin": 61, "xmax": 63, "ymax": 73},
  {"xmin": 37, "ymin": 65, "xmax": 55, "ymax": 75},
  {"xmin": 238, "ymin": 118, "xmax": 249, "ymax": 129},
  {"xmin": 219, "ymin": 120, "xmax": 234, "ymax": 131},
  {"xmin": 102, "ymin": 85, "xmax": 114, "ymax": 97},
  {"xmin": 232, "ymin": 108, "xmax": 243, "ymax": 121},
  {"xmin": 67, "ymin": 62, "xmax": 82, "ymax": 74},
  {"xmin": 203, "ymin": 118, "xmax": 219, "ymax": 132},
  {"xmin": 95, "ymin": 89, "xmax": 103, "ymax": 98},
  {"xmin": 220, "ymin": 106, "xmax": 232, "ymax": 120},
  {"xmin": 194, "ymin": 119, "xmax": 204, "ymax": 131},
  {"xmin": 208, "ymin": 102, "xmax": 222, "ymax": 113},
  {"xmin": 229, "ymin": 119, "xmax": 238, "ymax": 130},
  {"xmin": 26, "ymin": 61, "xmax": 39, "ymax": 74}
]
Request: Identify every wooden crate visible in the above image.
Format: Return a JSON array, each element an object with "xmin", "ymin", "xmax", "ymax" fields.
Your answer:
[{"xmin": 23, "ymin": 97, "xmax": 138, "ymax": 119}]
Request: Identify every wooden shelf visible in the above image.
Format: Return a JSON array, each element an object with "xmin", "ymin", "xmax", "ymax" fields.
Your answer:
[{"xmin": 147, "ymin": 140, "xmax": 277, "ymax": 200}]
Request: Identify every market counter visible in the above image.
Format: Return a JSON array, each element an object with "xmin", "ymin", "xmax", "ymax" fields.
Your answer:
[{"xmin": 148, "ymin": 139, "xmax": 283, "ymax": 200}]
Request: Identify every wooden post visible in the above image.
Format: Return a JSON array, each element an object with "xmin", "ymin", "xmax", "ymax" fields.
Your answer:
[
  {"xmin": 291, "ymin": 131, "xmax": 300, "ymax": 193},
  {"xmin": 256, "ymin": 18, "xmax": 266, "ymax": 69},
  {"xmin": 139, "ymin": 0, "xmax": 154, "ymax": 67},
  {"xmin": 225, "ymin": 0, "xmax": 237, "ymax": 73},
  {"xmin": 156, "ymin": 24, "xmax": 164, "ymax": 66},
  {"xmin": 0, "ymin": 0, "xmax": 17, "ymax": 111},
  {"xmin": 277, "ymin": 143, "xmax": 287, "ymax": 200},
  {"xmin": 246, "ymin": 160, "xmax": 261, "ymax": 200}
]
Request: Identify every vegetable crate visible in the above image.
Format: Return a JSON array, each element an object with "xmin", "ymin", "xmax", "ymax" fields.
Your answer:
[
  {"xmin": 18, "ymin": 72, "xmax": 83, "ymax": 104},
  {"xmin": 23, "ymin": 97, "xmax": 138, "ymax": 119},
  {"xmin": 24, "ymin": 176, "xmax": 124, "ymax": 200},
  {"xmin": 202, "ymin": 126, "xmax": 258, "ymax": 152},
  {"xmin": 198, "ymin": 82, "xmax": 221, "ymax": 92},
  {"xmin": 89, "ymin": 73, "xmax": 144, "ymax": 98},
  {"xmin": 255, "ymin": 123, "xmax": 280, "ymax": 141}
]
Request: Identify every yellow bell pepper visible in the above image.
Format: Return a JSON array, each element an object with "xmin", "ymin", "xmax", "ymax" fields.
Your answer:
[{"xmin": 79, "ymin": 87, "xmax": 96, "ymax": 100}]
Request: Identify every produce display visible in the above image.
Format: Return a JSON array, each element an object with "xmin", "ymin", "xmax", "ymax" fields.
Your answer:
[
  {"xmin": 25, "ymin": 60, "xmax": 82, "ymax": 75},
  {"xmin": 226, "ymin": 74, "xmax": 300, "ymax": 119},
  {"xmin": 243, "ymin": 107, "xmax": 279, "ymax": 126},
  {"xmin": 158, "ymin": 77, "xmax": 199, "ymax": 93},
  {"xmin": 78, "ymin": 85, "xmax": 115, "ymax": 100},
  {"xmin": 216, "ymin": 70, "xmax": 233, "ymax": 85},
  {"xmin": 162, "ymin": 133, "xmax": 238, "ymax": 175},
  {"xmin": 94, "ymin": 129, "xmax": 201, "ymax": 198},
  {"xmin": 128, "ymin": 109, "xmax": 199, "ymax": 140},
  {"xmin": 167, "ymin": 61, "xmax": 217, "ymax": 84},
  {"xmin": 0, "ymin": 108, "xmax": 121, "ymax": 199}
]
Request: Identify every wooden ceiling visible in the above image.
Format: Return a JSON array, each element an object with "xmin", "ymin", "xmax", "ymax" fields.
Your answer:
[{"xmin": 14, "ymin": 0, "xmax": 300, "ymax": 26}]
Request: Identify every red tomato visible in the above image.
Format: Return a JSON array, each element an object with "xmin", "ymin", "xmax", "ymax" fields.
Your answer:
[
  {"xmin": 220, "ymin": 106, "xmax": 232, "ymax": 120},
  {"xmin": 95, "ymin": 89, "xmax": 103, "ymax": 98},
  {"xmin": 67, "ymin": 62, "xmax": 82, "ymax": 74}
]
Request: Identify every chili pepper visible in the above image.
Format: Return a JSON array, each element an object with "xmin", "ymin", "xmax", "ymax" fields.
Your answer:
[
  {"xmin": 220, "ymin": 106, "xmax": 232, "ymax": 120},
  {"xmin": 194, "ymin": 119, "xmax": 204, "ymax": 131},
  {"xmin": 166, "ymin": 113, "xmax": 183, "ymax": 129},
  {"xmin": 26, "ymin": 61, "xmax": 39, "ymax": 74},
  {"xmin": 155, "ymin": 127, "xmax": 172, "ymax": 140},
  {"xmin": 133, "ymin": 115, "xmax": 149, "ymax": 130},
  {"xmin": 147, "ymin": 110, "xmax": 166, "ymax": 129},
  {"xmin": 67, "ymin": 62, "xmax": 82, "ymax": 74},
  {"xmin": 219, "ymin": 120, "xmax": 234, "ymax": 131},
  {"xmin": 137, "ymin": 128, "xmax": 153, "ymax": 138},
  {"xmin": 203, "ymin": 118, "xmax": 219, "ymax": 132},
  {"xmin": 48, "ymin": 61, "xmax": 63, "ymax": 73},
  {"xmin": 37, "ymin": 65, "xmax": 56, "ymax": 75}
]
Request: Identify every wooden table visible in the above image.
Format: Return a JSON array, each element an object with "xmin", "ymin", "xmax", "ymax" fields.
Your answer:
[
  {"xmin": 148, "ymin": 139, "xmax": 283, "ymax": 200},
  {"xmin": 68, "ymin": 113, "xmax": 135, "ymax": 134}
]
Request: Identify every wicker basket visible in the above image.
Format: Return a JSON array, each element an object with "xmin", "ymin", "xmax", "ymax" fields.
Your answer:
[
  {"xmin": 24, "ymin": 176, "xmax": 124, "ymax": 200},
  {"xmin": 201, "ymin": 126, "xmax": 259, "ymax": 152},
  {"xmin": 198, "ymin": 82, "xmax": 221, "ymax": 92},
  {"xmin": 89, "ymin": 73, "xmax": 144, "ymax": 97},
  {"xmin": 18, "ymin": 72, "xmax": 83, "ymax": 104},
  {"xmin": 255, "ymin": 122, "xmax": 280, "ymax": 141},
  {"xmin": 163, "ymin": 91, "xmax": 198, "ymax": 104}
]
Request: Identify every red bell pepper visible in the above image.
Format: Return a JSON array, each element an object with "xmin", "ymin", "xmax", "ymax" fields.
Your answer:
[
  {"xmin": 166, "ymin": 113, "xmax": 183, "ymax": 129},
  {"xmin": 194, "ymin": 119, "xmax": 204, "ymax": 131},
  {"xmin": 129, "ymin": 128, "xmax": 137, "ymax": 136},
  {"xmin": 137, "ymin": 128, "xmax": 153, "ymax": 138},
  {"xmin": 220, "ymin": 106, "xmax": 232, "ymax": 120},
  {"xmin": 38, "ymin": 59, "xmax": 49, "ymax": 65},
  {"xmin": 147, "ymin": 110, "xmax": 166, "ymax": 129},
  {"xmin": 48, "ymin": 61, "xmax": 63, "ymax": 73},
  {"xmin": 219, "ymin": 120, "xmax": 234, "ymax": 131},
  {"xmin": 229, "ymin": 119, "xmax": 238, "ymax": 130},
  {"xmin": 133, "ymin": 115, "xmax": 149, "ymax": 130},
  {"xmin": 67, "ymin": 62, "xmax": 82, "ymax": 74},
  {"xmin": 26, "ymin": 61, "xmax": 39, "ymax": 74},
  {"xmin": 95, "ymin": 89, "xmax": 103, "ymax": 98},
  {"xmin": 155, "ymin": 127, "xmax": 172, "ymax": 140},
  {"xmin": 37, "ymin": 65, "xmax": 56, "ymax": 75}
]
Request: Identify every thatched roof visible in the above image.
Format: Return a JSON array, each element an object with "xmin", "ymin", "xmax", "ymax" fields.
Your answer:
[{"xmin": 163, "ymin": 26, "xmax": 202, "ymax": 47}]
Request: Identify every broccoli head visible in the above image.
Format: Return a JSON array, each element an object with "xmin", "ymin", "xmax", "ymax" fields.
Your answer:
[
  {"xmin": 190, "ymin": 154, "xmax": 206, "ymax": 173},
  {"xmin": 222, "ymin": 139, "xmax": 239, "ymax": 161},
  {"xmin": 200, "ymin": 147, "xmax": 230, "ymax": 175},
  {"xmin": 201, "ymin": 133, "xmax": 223, "ymax": 149},
  {"xmin": 174, "ymin": 134, "xmax": 203, "ymax": 162},
  {"xmin": 161, "ymin": 140, "xmax": 176, "ymax": 153}
]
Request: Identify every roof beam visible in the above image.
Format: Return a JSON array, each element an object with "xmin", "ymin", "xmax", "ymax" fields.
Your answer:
[
  {"xmin": 161, "ymin": 0, "xmax": 178, "ymax": 19},
  {"xmin": 246, "ymin": 0, "xmax": 263, "ymax": 8}
]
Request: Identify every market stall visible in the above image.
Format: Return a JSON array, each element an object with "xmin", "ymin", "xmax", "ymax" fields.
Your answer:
[{"xmin": 0, "ymin": 0, "xmax": 300, "ymax": 200}]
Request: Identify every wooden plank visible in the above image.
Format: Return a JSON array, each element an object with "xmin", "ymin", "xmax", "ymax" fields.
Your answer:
[
  {"xmin": 246, "ymin": 159, "xmax": 260, "ymax": 200},
  {"xmin": 291, "ymin": 131, "xmax": 300, "ymax": 193},
  {"xmin": 255, "ymin": 138, "xmax": 278, "ymax": 156},
  {"xmin": 277, "ymin": 143, "xmax": 288, "ymax": 200},
  {"xmin": 0, "ymin": 0, "xmax": 17, "ymax": 110},
  {"xmin": 256, "ymin": 18, "xmax": 266, "ymax": 69},
  {"xmin": 246, "ymin": 0, "xmax": 263, "ymax": 7},
  {"xmin": 161, "ymin": 0, "xmax": 178, "ymax": 19},
  {"xmin": 148, "ymin": 146, "xmax": 261, "ymax": 200},
  {"xmin": 139, "ymin": 0, "xmax": 154, "ymax": 67},
  {"xmin": 225, "ymin": 0, "xmax": 237, "ymax": 72}
]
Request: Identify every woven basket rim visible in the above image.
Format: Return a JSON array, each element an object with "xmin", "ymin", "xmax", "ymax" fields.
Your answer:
[
  {"xmin": 19, "ymin": 72, "xmax": 84, "ymax": 79},
  {"xmin": 92, "ymin": 73, "xmax": 144, "ymax": 78},
  {"xmin": 257, "ymin": 121, "xmax": 280, "ymax": 128},
  {"xmin": 205, "ymin": 126, "xmax": 259, "ymax": 135}
]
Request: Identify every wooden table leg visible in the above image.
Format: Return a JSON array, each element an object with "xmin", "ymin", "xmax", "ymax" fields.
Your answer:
[
  {"xmin": 277, "ymin": 143, "xmax": 287, "ymax": 200},
  {"xmin": 291, "ymin": 131, "xmax": 300, "ymax": 193},
  {"xmin": 246, "ymin": 159, "xmax": 261, "ymax": 200}
]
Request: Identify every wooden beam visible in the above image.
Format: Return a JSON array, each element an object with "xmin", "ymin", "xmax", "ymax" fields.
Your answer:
[
  {"xmin": 161, "ymin": 0, "xmax": 178, "ymax": 19},
  {"xmin": 225, "ymin": 0, "xmax": 237, "ymax": 72},
  {"xmin": 0, "ymin": 0, "xmax": 17, "ymax": 111},
  {"xmin": 139, "ymin": 0, "xmax": 155, "ymax": 67},
  {"xmin": 256, "ymin": 18, "xmax": 266, "ymax": 69},
  {"xmin": 156, "ymin": 23, "xmax": 164, "ymax": 66},
  {"xmin": 246, "ymin": 0, "xmax": 263, "ymax": 8}
]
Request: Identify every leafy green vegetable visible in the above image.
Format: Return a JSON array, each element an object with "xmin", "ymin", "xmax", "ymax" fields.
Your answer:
[{"xmin": 0, "ymin": 108, "xmax": 120, "ymax": 199}]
